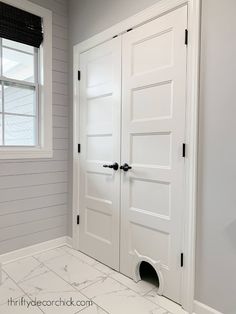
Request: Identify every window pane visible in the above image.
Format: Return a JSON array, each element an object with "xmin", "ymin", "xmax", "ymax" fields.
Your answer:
[
  {"xmin": 2, "ymin": 39, "xmax": 34, "ymax": 54},
  {"xmin": 2, "ymin": 47, "xmax": 35, "ymax": 83},
  {"xmin": 0, "ymin": 114, "xmax": 2, "ymax": 145},
  {"xmin": 4, "ymin": 115, "xmax": 36, "ymax": 146},
  {"xmin": 4, "ymin": 83, "xmax": 36, "ymax": 115}
]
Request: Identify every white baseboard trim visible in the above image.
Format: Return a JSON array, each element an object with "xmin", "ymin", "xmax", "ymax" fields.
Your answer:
[
  {"xmin": 0, "ymin": 236, "xmax": 72, "ymax": 265},
  {"xmin": 194, "ymin": 301, "xmax": 223, "ymax": 314},
  {"xmin": 65, "ymin": 235, "xmax": 72, "ymax": 247}
]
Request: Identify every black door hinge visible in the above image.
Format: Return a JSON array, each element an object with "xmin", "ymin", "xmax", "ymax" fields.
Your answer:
[
  {"xmin": 181, "ymin": 253, "xmax": 184, "ymax": 267},
  {"xmin": 77, "ymin": 215, "xmax": 80, "ymax": 225},
  {"xmin": 185, "ymin": 29, "xmax": 188, "ymax": 45},
  {"xmin": 182, "ymin": 143, "xmax": 186, "ymax": 158},
  {"xmin": 78, "ymin": 144, "xmax": 81, "ymax": 153},
  {"xmin": 78, "ymin": 70, "xmax": 81, "ymax": 81}
]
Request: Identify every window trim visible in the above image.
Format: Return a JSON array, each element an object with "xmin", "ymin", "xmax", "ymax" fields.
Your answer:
[{"xmin": 0, "ymin": 0, "xmax": 52, "ymax": 159}]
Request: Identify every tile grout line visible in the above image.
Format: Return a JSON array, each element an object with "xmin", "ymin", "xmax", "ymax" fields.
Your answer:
[
  {"xmin": 62, "ymin": 248, "xmax": 172, "ymax": 314},
  {"xmin": 32, "ymin": 253, "xmax": 110, "ymax": 314},
  {"xmin": 1, "ymin": 269, "xmax": 45, "ymax": 313},
  {"xmin": 55, "ymin": 247, "xmax": 172, "ymax": 313},
  {"xmin": 3, "ymin": 246, "xmax": 173, "ymax": 314},
  {"xmin": 59, "ymin": 247, "xmax": 173, "ymax": 313}
]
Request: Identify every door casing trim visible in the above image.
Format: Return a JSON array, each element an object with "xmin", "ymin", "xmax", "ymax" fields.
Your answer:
[{"xmin": 72, "ymin": 0, "xmax": 201, "ymax": 312}]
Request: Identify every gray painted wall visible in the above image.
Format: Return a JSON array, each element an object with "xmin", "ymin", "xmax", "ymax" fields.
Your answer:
[
  {"xmin": 0, "ymin": 0, "xmax": 69, "ymax": 254},
  {"xmin": 196, "ymin": 1, "xmax": 236, "ymax": 313},
  {"xmin": 69, "ymin": 0, "xmax": 160, "ymax": 45},
  {"xmin": 68, "ymin": 0, "xmax": 236, "ymax": 313}
]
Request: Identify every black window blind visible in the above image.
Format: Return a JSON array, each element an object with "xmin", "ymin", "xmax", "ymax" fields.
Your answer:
[{"xmin": 0, "ymin": 1, "xmax": 43, "ymax": 48}]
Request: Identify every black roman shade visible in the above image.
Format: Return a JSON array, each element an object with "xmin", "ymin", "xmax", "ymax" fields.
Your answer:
[{"xmin": 0, "ymin": 1, "xmax": 43, "ymax": 48}]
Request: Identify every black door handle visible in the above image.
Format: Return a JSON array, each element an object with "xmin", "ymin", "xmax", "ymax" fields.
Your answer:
[
  {"xmin": 120, "ymin": 163, "xmax": 132, "ymax": 172},
  {"xmin": 103, "ymin": 162, "xmax": 119, "ymax": 171}
]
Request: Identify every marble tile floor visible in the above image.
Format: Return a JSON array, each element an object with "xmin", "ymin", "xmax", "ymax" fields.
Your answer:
[{"xmin": 0, "ymin": 245, "xmax": 182, "ymax": 314}]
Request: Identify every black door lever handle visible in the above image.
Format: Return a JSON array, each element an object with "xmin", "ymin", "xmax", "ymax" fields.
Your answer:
[
  {"xmin": 120, "ymin": 163, "xmax": 132, "ymax": 172},
  {"xmin": 103, "ymin": 162, "xmax": 119, "ymax": 171}
]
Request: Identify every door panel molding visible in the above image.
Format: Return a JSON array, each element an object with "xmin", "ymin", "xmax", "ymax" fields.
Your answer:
[
  {"xmin": 73, "ymin": 0, "xmax": 200, "ymax": 312},
  {"xmin": 120, "ymin": 6, "xmax": 188, "ymax": 303},
  {"xmin": 76, "ymin": 37, "xmax": 122, "ymax": 270}
]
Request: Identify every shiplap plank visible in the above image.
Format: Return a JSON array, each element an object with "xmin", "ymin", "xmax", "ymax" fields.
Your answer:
[
  {"xmin": 53, "ymin": 13, "xmax": 68, "ymax": 27},
  {"xmin": 0, "ymin": 215, "xmax": 66, "ymax": 242},
  {"xmin": 0, "ymin": 226, "xmax": 67, "ymax": 254},
  {"xmin": 0, "ymin": 183, "xmax": 67, "ymax": 203},
  {"xmin": 0, "ymin": 194, "xmax": 67, "ymax": 215},
  {"xmin": 0, "ymin": 205, "xmax": 67, "ymax": 228},
  {"xmin": 52, "ymin": 4, "xmax": 68, "ymax": 17},
  {"xmin": 53, "ymin": 93, "xmax": 69, "ymax": 105},
  {"xmin": 53, "ymin": 48, "xmax": 68, "ymax": 62},
  {"xmin": 0, "ymin": 172, "xmax": 67, "ymax": 189},
  {"xmin": 53, "ymin": 24, "xmax": 68, "ymax": 39},
  {"xmin": 53, "ymin": 82, "xmax": 68, "ymax": 95},
  {"xmin": 51, "ymin": 150, "xmax": 68, "ymax": 161},
  {"xmin": 53, "ymin": 105, "xmax": 68, "ymax": 117},
  {"xmin": 53, "ymin": 71, "xmax": 68, "ymax": 84},
  {"xmin": 0, "ymin": 161, "xmax": 67, "ymax": 176},
  {"xmin": 52, "ymin": 59, "xmax": 68, "ymax": 73},
  {"xmin": 53, "ymin": 116, "xmax": 68, "ymax": 128},
  {"xmin": 53, "ymin": 139, "xmax": 69, "ymax": 150},
  {"xmin": 53, "ymin": 36, "xmax": 68, "ymax": 51},
  {"xmin": 52, "ymin": 0, "xmax": 68, "ymax": 13},
  {"xmin": 53, "ymin": 127, "xmax": 69, "ymax": 139}
]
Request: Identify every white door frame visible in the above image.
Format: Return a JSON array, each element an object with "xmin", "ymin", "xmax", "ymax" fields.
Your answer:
[{"xmin": 72, "ymin": 0, "xmax": 201, "ymax": 312}]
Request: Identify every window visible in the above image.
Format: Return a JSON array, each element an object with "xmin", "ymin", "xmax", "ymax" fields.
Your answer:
[
  {"xmin": 0, "ymin": 0, "xmax": 52, "ymax": 159},
  {"xmin": 0, "ymin": 38, "xmax": 39, "ymax": 146}
]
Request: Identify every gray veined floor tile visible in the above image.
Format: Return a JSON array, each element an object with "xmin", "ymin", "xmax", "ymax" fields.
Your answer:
[
  {"xmin": 17, "ymin": 270, "xmax": 91, "ymax": 314},
  {"xmin": 34, "ymin": 250, "xmax": 107, "ymax": 291},
  {"xmin": 145, "ymin": 288, "xmax": 182, "ymax": 314},
  {"xmin": 61, "ymin": 247, "xmax": 116, "ymax": 277},
  {"xmin": 0, "ymin": 295, "xmax": 43, "ymax": 314},
  {"xmin": 76, "ymin": 304, "xmax": 109, "ymax": 314},
  {"xmin": 34, "ymin": 247, "xmax": 67, "ymax": 263},
  {"xmin": 1, "ymin": 247, "xmax": 177, "ymax": 314},
  {"xmin": 0, "ymin": 271, "xmax": 25, "ymax": 306},
  {"xmin": 81, "ymin": 276, "xmax": 162, "ymax": 314},
  {"xmin": 110, "ymin": 271, "xmax": 156, "ymax": 296},
  {"xmin": 61, "ymin": 246, "xmax": 98, "ymax": 266},
  {"xmin": 3, "ymin": 256, "xmax": 49, "ymax": 284},
  {"xmin": 93, "ymin": 262, "xmax": 116, "ymax": 276}
]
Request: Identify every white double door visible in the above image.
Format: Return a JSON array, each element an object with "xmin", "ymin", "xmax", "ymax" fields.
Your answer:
[{"xmin": 78, "ymin": 6, "xmax": 187, "ymax": 303}]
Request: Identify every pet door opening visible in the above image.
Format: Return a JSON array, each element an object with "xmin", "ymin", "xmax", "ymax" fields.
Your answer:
[{"xmin": 139, "ymin": 261, "xmax": 160, "ymax": 288}]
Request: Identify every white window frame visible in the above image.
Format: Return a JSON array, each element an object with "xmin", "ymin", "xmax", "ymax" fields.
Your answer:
[{"xmin": 0, "ymin": 0, "xmax": 52, "ymax": 159}]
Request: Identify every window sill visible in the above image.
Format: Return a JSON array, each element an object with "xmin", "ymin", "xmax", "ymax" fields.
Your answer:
[{"xmin": 0, "ymin": 148, "xmax": 53, "ymax": 159}]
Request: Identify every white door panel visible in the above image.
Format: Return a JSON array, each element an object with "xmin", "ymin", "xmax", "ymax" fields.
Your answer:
[
  {"xmin": 120, "ymin": 6, "xmax": 187, "ymax": 303},
  {"xmin": 79, "ymin": 38, "xmax": 121, "ymax": 270}
]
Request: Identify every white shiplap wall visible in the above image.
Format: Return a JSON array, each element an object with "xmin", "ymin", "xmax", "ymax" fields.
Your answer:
[{"xmin": 0, "ymin": 0, "xmax": 69, "ymax": 254}]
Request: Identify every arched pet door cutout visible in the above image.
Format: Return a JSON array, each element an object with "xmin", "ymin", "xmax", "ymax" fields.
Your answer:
[
  {"xmin": 132, "ymin": 250, "xmax": 164, "ymax": 295},
  {"xmin": 139, "ymin": 261, "xmax": 160, "ymax": 288}
]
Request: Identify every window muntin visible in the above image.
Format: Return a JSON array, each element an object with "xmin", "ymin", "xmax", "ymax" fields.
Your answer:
[{"xmin": 0, "ymin": 37, "xmax": 39, "ymax": 147}]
